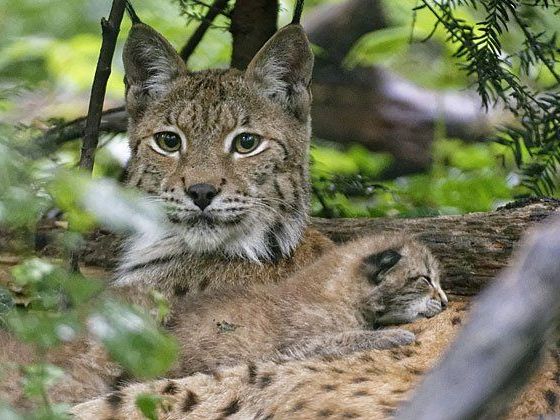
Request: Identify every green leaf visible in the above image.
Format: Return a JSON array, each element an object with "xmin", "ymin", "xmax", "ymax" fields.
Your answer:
[
  {"xmin": 135, "ymin": 393, "xmax": 161, "ymax": 420},
  {"xmin": 89, "ymin": 301, "xmax": 178, "ymax": 379},
  {"xmin": 10, "ymin": 259, "xmax": 55, "ymax": 287},
  {"xmin": 60, "ymin": 274, "xmax": 103, "ymax": 307},
  {"xmin": 22, "ymin": 363, "xmax": 65, "ymax": 398},
  {"xmin": 49, "ymin": 171, "xmax": 166, "ymax": 236},
  {"xmin": 6, "ymin": 309, "xmax": 80, "ymax": 348},
  {"xmin": 0, "ymin": 286, "xmax": 14, "ymax": 315}
]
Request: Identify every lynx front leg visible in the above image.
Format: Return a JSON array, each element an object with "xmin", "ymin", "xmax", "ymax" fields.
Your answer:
[{"xmin": 275, "ymin": 329, "xmax": 415, "ymax": 362}]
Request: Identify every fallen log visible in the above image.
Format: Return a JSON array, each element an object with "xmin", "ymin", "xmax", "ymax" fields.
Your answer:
[{"xmin": 15, "ymin": 198, "xmax": 557, "ymax": 297}]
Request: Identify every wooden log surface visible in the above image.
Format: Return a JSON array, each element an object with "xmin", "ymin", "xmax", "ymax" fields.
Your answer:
[
  {"xmin": 314, "ymin": 198, "xmax": 560, "ymax": 295},
  {"xmin": 19, "ymin": 198, "xmax": 558, "ymax": 297}
]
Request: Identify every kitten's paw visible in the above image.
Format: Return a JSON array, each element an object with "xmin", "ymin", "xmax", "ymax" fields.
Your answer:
[
  {"xmin": 422, "ymin": 299, "xmax": 443, "ymax": 318},
  {"xmin": 370, "ymin": 328, "xmax": 416, "ymax": 349}
]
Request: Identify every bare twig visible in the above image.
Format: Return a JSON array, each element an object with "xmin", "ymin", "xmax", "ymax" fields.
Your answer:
[
  {"xmin": 70, "ymin": 0, "xmax": 128, "ymax": 272},
  {"xmin": 179, "ymin": 0, "xmax": 230, "ymax": 63},
  {"xmin": 34, "ymin": 106, "xmax": 126, "ymax": 156},
  {"xmin": 396, "ymin": 216, "xmax": 560, "ymax": 420},
  {"xmin": 78, "ymin": 0, "xmax": 127, "ymax": 173}
]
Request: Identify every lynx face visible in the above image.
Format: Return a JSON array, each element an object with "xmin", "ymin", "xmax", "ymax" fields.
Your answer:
[
  {"xmin": 361, "ymin": 241, "xmax": 448, "ymax": 325},
  {"xmin": 122, "ymin": 24, "xmax": 313, "ymax": 262}
]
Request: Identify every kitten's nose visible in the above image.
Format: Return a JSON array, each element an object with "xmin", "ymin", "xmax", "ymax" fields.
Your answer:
[{"xmin": 187, "ymin": 183, "xmax": 218, "ymax": 210}]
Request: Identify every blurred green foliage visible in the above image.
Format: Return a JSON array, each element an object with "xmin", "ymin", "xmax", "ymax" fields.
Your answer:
[
  {"xmin": 0, "ymin": 139, "xmax": 177, "ymax": 417},
  {"xmin": 311, "ymin": 137, "xmax": 518, "ymax": 217}
]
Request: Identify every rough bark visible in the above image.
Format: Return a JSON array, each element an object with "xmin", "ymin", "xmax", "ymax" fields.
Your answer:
[
  {"xmin": 19, "ymin": 199, "xmax": 558, "ymax": 297},
  {"xmin": 229, "ymin": 0, "xmax": 278, "ymax": 69},
  {"xmin": 79, "ymin": 0, "xmax": 126, "ymax": 173},
  {"xmin": 396, "ymin": 214, "xmax": 560, "ymax": 420}
]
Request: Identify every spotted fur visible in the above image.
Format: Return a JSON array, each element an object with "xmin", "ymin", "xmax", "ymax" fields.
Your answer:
[
  {"xmin": 117, "ymin": 24, "xmax": 316, "ymax": 304},
  {"xmin": 71, "ymin": 302, "xmax": 560, "ymax": 419}
]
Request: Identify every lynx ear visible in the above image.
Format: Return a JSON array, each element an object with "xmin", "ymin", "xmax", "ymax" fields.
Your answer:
[
  {"xmin": 123, "ymin": 23, "xmax": 187, "ymax": 114},
  {"xmin": 245, "ymin": 25, "xmax": 314, "ymax": 121},
  {"xmin": 362, "ymin": 249, "xmax": 402, "ymax": 284}
]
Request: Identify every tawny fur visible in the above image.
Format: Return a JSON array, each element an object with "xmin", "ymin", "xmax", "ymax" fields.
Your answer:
[
  {"xmin": 0, "ymin": 235, "xmax": 445, "ymax": 407},
  {"xmin": 71, "ymin": 301, "xmax": 560, "ymax": 419},
  {"xmin": 2, "ymin": 17, "xmax": 559, "ymax": 420},
  {"xmin": 165, "ymin": 234, "xmax": 446, "ymax": 375}
]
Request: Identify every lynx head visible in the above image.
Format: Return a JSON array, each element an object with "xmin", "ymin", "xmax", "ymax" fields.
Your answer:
[
  {"xmin": 122, "ymin": 23, "xmax": 314, "ymax": 262},
  {"xmin": 360, "ymin": 239, "xmax": 448, "ymax": 325}
]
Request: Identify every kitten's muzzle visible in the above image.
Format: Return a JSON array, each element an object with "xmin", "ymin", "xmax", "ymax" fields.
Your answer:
[{"xmin": 186, "ymin": 183, "xmax": 218, "ymax": 210}]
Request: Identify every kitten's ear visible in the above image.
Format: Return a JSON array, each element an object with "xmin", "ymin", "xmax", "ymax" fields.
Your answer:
[
  {"xmin": 362, "ymin": 249, "xmax": 402, "ymax": 284},
  {"xmin": 245, "ymin": 24, "xmax": 314, "ymax": 121},
  {"xmin": 123, "ymin": 23, "xmax": 187, "ymax": 115}
]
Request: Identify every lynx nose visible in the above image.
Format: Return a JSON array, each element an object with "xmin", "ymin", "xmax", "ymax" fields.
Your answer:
[{"xmin": 187, "ymin": 183, "xmax": 218, "ymax": 210}]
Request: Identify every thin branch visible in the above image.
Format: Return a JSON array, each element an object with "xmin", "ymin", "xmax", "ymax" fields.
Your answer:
[
  {"xmin": 78, "ymin": 0, "xmax": 127, "ymax": 173},
  {"xmin": 190, "ymin": 0, "xmax": 230, "ymax": 16},
  {"xmin": 179, "ymin": 0, "xmax": 230, "ymax": 63},
  {"xmin": 71, "ymin": 0, "xmax": 127, "ymax": 272},
  {"xmin": 34, "ymin": 106, "xmax": 126, "ymax": 156},
  {"xmin": 512, "ymin": 12, "xmax": 560, "ymax": 85}
]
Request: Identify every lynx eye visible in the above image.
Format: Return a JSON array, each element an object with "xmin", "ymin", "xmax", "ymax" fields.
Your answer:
[
  {"xmin": 232, "ymin": 133, "xmax": 262, "ymax": 154},
  {"xmin": 154, "ymin": 131, "xmax": 182, "ymax": 153}
]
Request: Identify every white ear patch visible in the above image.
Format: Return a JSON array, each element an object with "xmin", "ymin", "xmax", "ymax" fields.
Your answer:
[{"xmin": 250, "ymin": 56, "xmax": 290, "ymax": 101}]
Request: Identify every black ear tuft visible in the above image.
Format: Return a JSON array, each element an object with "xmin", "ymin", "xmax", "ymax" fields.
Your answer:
[
  {"xmin": 376, "ymin": 250, "xmax": 402, "ymax": 270},
  {"xmin": 362, "ymin": 249, "xmax": 402, "ymax": 284}
]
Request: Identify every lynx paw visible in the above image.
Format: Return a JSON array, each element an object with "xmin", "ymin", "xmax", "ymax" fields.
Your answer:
[{"xmin": 376, "ymin": 328, "xmax": 416, "ymax": 348}]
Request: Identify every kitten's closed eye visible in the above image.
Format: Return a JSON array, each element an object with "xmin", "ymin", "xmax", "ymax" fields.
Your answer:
[{"xmin": 414, "ymin": 275, "xmax": 432, "ymax": 287}]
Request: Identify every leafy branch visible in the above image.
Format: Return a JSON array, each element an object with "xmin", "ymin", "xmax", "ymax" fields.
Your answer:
[{"xmin": 416, "ymin": 0, "xmax": 560, "ymax": 195}]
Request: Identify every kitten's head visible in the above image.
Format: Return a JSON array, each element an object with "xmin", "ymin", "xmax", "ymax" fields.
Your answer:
[
  {"xmin": 122, "ymin": 23, "xmax": 313, "ymax": 262},
  {"xmin": 360, "ymin": 240, "xmax": 448, "ymax": 325}
]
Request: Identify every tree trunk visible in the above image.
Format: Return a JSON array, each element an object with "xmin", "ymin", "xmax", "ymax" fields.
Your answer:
[
  {"xmin": 21, "ymin": 199, "xmax": 559, "ymax": 297},
  {"xmin": 229, "ymin": 0, "xmax": 278, "ymax": 69}
]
